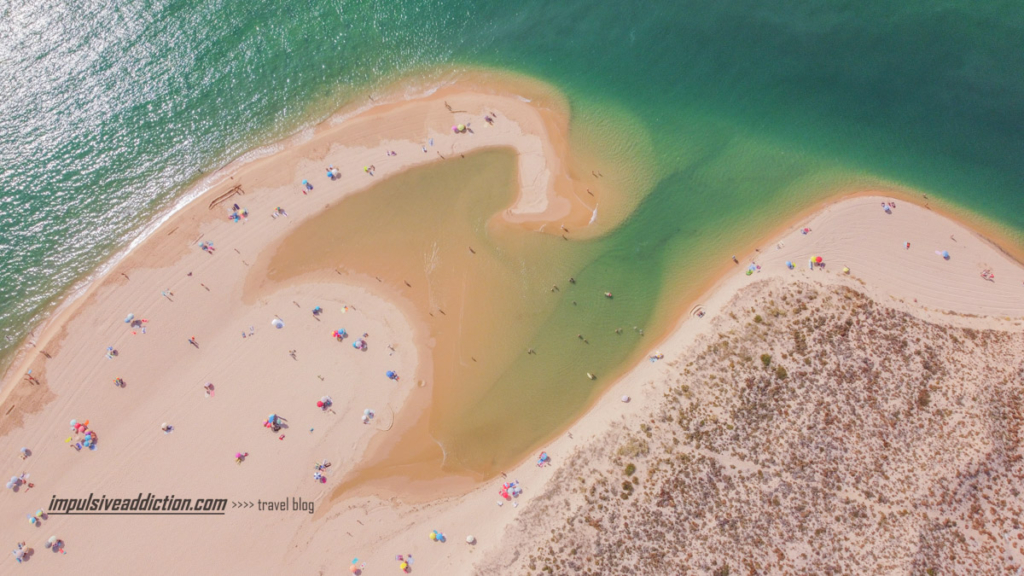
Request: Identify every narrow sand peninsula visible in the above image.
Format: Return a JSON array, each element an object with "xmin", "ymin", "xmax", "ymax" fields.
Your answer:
[
  {"xmin": 0, "ymin": 75, "xmax": 607, "ymax": 573},
  {"xmin": 1, "ymin": 74, "xmax": 1022, "ymax": 576}
]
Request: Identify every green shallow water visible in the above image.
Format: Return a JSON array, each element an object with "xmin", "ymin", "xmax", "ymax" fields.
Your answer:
[{"xmin": 3, "ymin": 1, "xmax": 1024, "ymax": 469}]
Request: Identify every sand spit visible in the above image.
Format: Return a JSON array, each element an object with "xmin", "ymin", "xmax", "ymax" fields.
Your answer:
[{"xmin": 0, "ymin": 73, "xmax": 618, "ymax": 574}]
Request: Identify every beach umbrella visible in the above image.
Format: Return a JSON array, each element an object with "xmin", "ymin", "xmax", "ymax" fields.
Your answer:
[
  {"xmin": 621, "ymin": 395, "xmax": 630, "ymax": 402},
  {"xmin": 815, "ymin": 256, "xmax": 823, "ymax": 263},
  {"xmin": 843, "ymin": 267, "xmax": 850, "ymax": 274},
  {"xmin": 20, "ymin": 447, "xmax": 28, "ymax": 455},
  {"xmin": 350, "ymin": 566, "xmax": 358, "ymax": 574},
  {"xmin": 458, "ymin": 124, "xmax": 466, "ymax": 132},
  {"xmin": 70, "ymin": 419, "xmax": 77, "ymax": 428},
  {"xmin": 386, "ymin": 371, "xmax": 396, "ymax": 379},
  {"xmin": 400, "ymin": 562, "xmax": 409, "ymax": 571},
  {"xmin": 35, "ymin": 509, "xmax": 43, "ymax": 518},
  {"xmin": 316, "ymin": 401, "xmax": 324, "ymax": 408},
  {"xmin": 942, "ymin": 250, "xmax": 950, "ymax": 259},
  {"xmin": 47, "ymin": 536, "xmax": 57, "ymax": 545},
  {"xmin": 124, "ymin": 313, "xmax": 134, "ymax": 323},
  {"xmin": 785, "ymin": 261, "xmax": 793, "ymax": 269},
  {"xmin": 14, "ymin": 549, "xmax": 24, "ymax": 559},
  {"xmin": 271, "ymin": 318, "xmax": 284, "ymax": 329},
  {"xmin": 466, "ymin": 535, "xmax": 476, "ymax": 544},
  {"xmin": 429, "ymin": 531, "xmax": 437, "ymax": 541}
]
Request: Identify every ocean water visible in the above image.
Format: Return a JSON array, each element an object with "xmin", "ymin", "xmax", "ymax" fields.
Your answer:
[{"xmin": 3, "ymin": 1, "xmax": 1024, "ymax": 464}]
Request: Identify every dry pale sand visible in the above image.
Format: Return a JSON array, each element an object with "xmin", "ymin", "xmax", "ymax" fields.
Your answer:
[{"xmin": 1, "ymin": 64, "xmax": 1022, "ymax": 576}]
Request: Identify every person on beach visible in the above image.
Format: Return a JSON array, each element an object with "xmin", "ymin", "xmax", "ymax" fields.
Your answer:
[{"xmin": 188, "ymin": 336, "xmax": 198, "ymax": 347}]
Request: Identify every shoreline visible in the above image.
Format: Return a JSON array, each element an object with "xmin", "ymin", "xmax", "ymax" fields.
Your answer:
[
  {"xmin": 1, "ymin": 98, "xmax": 1022, "ymax": 570},
  {"xmin": 3, "ymin": 70, "xmax": 1024, "ymax": 480}
]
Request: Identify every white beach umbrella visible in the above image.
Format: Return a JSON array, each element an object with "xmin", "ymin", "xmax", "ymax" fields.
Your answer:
[{"xmin": 271, "ymin": 318, "xmax": 284, "ymax": 329}]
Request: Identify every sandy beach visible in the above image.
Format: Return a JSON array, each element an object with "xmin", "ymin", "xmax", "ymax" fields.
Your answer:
[{"xmin": 2, "ymin": 67, "xmax": 1024, "ymax": 575}]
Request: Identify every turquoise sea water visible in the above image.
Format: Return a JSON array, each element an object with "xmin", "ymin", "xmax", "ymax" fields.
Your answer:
[{"xmin": 2, "ymin": 2, "xmax": 1023, "ymax": 430}]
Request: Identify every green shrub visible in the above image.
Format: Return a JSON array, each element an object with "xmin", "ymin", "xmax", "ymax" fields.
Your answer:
[
  {"xmin": 918, "ymin": 388, "xmax": 931, "ymax": 408},
  {"xmin": 624, "ymin": 463, "xmax": 636, "ymax": 476},
  {"xmin": 761, "ymin": 354, "xmax": 771, "ymax": 367},
  {"xmin": 775, "ymin": 366, "xmax": 788, "ymax": 379}
]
